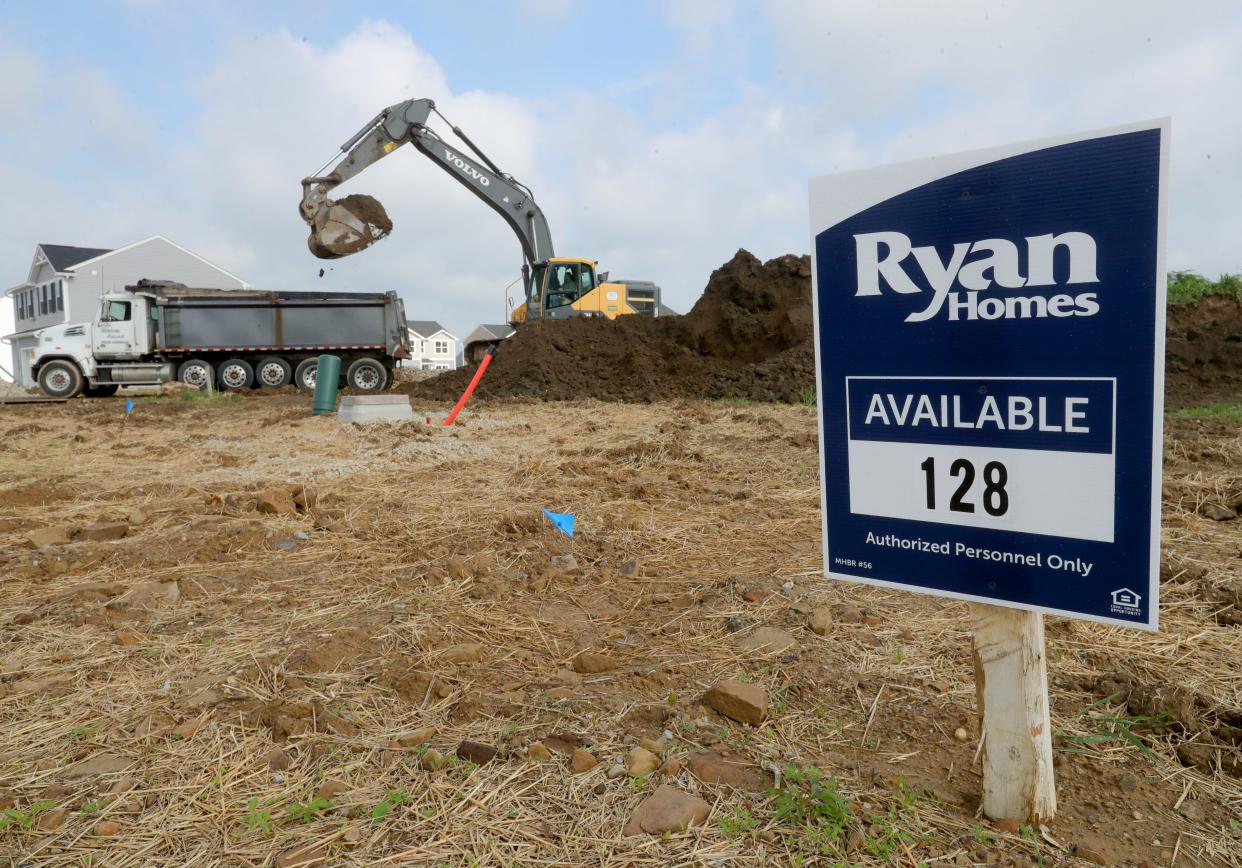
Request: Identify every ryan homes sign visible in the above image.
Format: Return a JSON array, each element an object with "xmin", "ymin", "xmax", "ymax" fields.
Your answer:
[{"xmin": 810, "ymin": 121, "xmax": 1169, "ymax": 629}]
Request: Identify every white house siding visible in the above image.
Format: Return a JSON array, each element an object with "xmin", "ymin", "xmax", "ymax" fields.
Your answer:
[
  {"xmin": 15, "ymin": 261, "xmax": 66, "ymax": 333},
  {"xmin": 421, "ymin": 331, "xmax": 458, "ymax": 370},
  {"xmin": 72, "ymin": 238, "xmax": 246, "ymax": 297}
]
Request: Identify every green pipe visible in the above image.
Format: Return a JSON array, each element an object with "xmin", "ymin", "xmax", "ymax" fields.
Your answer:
[{"xmin": 312, "ymin": 354, "xmax": 341, "ymax": 415}]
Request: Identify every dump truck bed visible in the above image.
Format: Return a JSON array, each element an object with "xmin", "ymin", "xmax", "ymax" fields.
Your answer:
[{"xmin": 128, "ymin": 284, "xmax": 408, "ymax": 356}]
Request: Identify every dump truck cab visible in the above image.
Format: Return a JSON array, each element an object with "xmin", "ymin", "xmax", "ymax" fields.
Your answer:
[{"xmin": 92, "ymin": 292, "xmax": 157, "ymax": 359}]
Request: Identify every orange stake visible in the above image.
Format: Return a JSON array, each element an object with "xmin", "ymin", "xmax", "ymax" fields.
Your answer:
[{"xmin": 443, "ymin": 350, "xmax": 494, "ymax": 426}]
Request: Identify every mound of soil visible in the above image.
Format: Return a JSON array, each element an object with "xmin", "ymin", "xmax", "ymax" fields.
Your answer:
[
  {"xmin": 1165, "ymin": 295, "xmax": 1242, "ymax": 410},
  {"xmin": 408, "ymin": 249, "xmax": 1240, "ymax": 409},
  {"xmin": 406, "ymin": 250, "xmax": 816, "ymax": 403}
]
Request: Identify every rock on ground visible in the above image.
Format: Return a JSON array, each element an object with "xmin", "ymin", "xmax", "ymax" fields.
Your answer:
[
  {"xmin": 688, "ymin": 752, "xmax": 770, "ymax": 791},
  {"xmin": 736, "ymin": 626, "xmax": 799, "ymax": 655},
  {"xmin": 623, "ymin": 784, "xmax": 711, "ymax": 835},
  {"xmin": 627, "ymin": 747, "xmax": 661, "ymax": 776},
  {"xmin": 27, "ymin": 526, "xmax": 73, "ymax": 548},
  {"xmin": 570, "ymin": 748, "xmax": 598, "ymax": 773},
  {"xmin": 702, "ymin": 678, "xmax": 768, "ymax": 725},
  {"xmin": 571, "ymin": 651, "xmax": 617, "ymax": 674},
  {"xmin": 456, "ymin": 741, "xmax": 498, "ymax": 765},
  {"xmin": 809, "ymin": 608, "xmax": 833, "ymax": 635},
  {"xmin": 78, "ymin": 521, "xmax": 128, "ymax": 542}
]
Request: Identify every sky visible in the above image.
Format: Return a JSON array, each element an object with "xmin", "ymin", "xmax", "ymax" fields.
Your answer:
[{"xmin": 1, "ymin": 0, "xmax": 1240, "ymax": 350}]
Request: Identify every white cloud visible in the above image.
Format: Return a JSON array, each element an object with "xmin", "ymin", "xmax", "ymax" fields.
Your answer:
[
  {"xmin": 767, "ymin": 0, "xmax": 1242, "ymax": 275},
  {"xmin": 2, "ymin": 6, "xmax": 1240, "ymax": 363}
]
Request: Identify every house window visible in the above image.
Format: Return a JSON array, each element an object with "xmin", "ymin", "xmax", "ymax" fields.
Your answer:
[
  {"xmin": 38, "ymin": 284, "xmax": 46, "ymax": 315},
  {"xmin": 16, "ymin": 292, "xmax": 24, "ymax": 319},
  {"xmin": 56, "ymin": 281, "xmax": 64, "ymax": 312},
  {"xmin": 434, "ymin": 340, "xmax": 449, "ymax": 355}
]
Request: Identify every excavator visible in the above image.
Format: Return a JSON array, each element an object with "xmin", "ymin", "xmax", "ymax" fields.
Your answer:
[{"xmin": 298, "ymin": 98, "xmax": 661, "ymax": 362}]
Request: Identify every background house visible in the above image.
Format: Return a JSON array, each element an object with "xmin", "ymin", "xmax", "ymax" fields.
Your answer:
[
  {"xmin": 407, "ymin": 321, "xmax": 460, "ymax": 371},
  {"xmin": 462, "ymin": 323, "xmax": 515, "ymax": 364},
  {"xmin": 3, "ymin": 236, "xmax": 247, "ymax": 386}
]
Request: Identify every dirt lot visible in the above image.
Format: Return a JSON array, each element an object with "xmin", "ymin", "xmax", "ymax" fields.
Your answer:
[{"xmin": 0, "ymin": 391, "xmax": 1239, "ymax": 866}]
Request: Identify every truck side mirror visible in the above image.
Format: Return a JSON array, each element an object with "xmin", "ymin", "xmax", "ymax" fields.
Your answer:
[{"xmin": 598, "ymin": 271, "xmax": 609, "ymax": 283}]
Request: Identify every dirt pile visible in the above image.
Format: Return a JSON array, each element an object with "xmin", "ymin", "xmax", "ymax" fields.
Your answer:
[
  {"xmin": 407, "ymin": 250, "xmax": 816, "ymax": 403},
  {"xmin": 1165, "ymin": 294, "xmax": 1242, "ymax": 409},
  {"xmin": 409, "ymin": 250, "xmax": 1239, "ymax": 408}
]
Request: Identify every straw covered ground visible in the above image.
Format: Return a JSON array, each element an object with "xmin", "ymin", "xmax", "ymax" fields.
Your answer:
[{"xmin": 1, "ymin": 392, "xmax": 1240, "ymax": 866}]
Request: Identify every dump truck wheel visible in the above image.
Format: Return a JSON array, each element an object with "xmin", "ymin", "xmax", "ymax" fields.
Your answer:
[
  {"xmin": 218, "ymin": 358, "xmax": 254, "ymax": 391},
  {"xmin": 256, "ymin": 356, "xmax": 292, "ymax": 388},
  {"xmin": 38, "ymin": 360, "xmax": 84, "ymax": 398},
  {"xmin": 294, "ymin": 358, "xmax": 318, "ymax": 390},
  {"xmin": 346, "ymin": 357, "xmax": 387, "ymax": 392},
  {"xmin": 178, "ymin": 359, "xmax": 215, "ymax": 391}
]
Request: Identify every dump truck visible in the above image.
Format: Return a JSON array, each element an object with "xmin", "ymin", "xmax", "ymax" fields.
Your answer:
[
  {"xmin": 29, "ymin": 280, "xmax": 410, "ymax": 398},
  {"xmin": 298, "ymin": 97, "xmax": 662, "ymax": 363}
]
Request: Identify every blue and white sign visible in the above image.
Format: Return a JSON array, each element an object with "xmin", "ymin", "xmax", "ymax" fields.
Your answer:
[{"xmin": 811, "ymin": 121, "xmax": 1168, "ymax": 629}]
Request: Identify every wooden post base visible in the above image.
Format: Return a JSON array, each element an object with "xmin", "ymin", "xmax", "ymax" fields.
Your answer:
[{"xmin": 970, "ymin": 603, "xmax": 1057, "ymax": 823}]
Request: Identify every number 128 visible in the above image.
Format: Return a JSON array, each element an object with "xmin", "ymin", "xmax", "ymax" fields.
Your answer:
[{"xmin": 920, "ymin": 457, "xmax": 1009, "ymax": 516}]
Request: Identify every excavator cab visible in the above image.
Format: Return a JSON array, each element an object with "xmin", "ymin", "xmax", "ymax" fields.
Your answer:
[{"xmin": 534, "ymin": 259, "xmax": 597, "ymax": 313}]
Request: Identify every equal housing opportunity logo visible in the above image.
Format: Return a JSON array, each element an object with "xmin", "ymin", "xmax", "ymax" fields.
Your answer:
[{"xmin": 1109, "ymin": 587, "xmax": 1142, "ymax": 617}]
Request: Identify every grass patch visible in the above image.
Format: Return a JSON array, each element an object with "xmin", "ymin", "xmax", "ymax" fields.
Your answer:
[
  {"xmin": 285, "ymin": 797, "xmax": 332, "ymax": 824},
  {"xmin": 1055, "ymin": 692, "xmax": 1172, "ymax": 758},
  {"xmin": 0, "ymin": 801, "xmax": 56, "ymax": 831},
  {"xmin": 1168, "ymin": 270, "xmax": 1242, "ymax": 304},
  {"xmin": 370, "ymin": 788, "xmax": 412, "ymax": 823},
  {"xmin": 240, "ymin": 797, "xmax": 274, "ymax": 835},
  {"xmin": 1173, "ymin": 403, "xmax": 1242, "ymax": 421},
  {"xmin": 768, "ymin": 765, "xmax": 853, "ymax": 855}
]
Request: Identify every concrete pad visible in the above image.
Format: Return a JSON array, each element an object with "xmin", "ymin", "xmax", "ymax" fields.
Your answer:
[{"xmin": 338, "ymin": 394, "xmax": 414, "ymax": 423}]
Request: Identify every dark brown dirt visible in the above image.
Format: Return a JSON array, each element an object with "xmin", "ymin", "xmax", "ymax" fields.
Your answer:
[
  {"xmin": 410, "ymin": 250, "xmax": 1241, "ymax": 409},
  {"xmin": 405, "ymin": 250, "xmax": 816, "ymax": 404},
  {"xmin": 1165, "ymin": 294, "xmax": 1242, "ymax": 409},
  {"xmin": 334, "ymin": 194, "xmax": 393, "ymax": 235}
]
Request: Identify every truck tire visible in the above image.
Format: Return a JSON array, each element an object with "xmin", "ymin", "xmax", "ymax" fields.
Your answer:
[
  {"xmin": 84, "ymin": 384, "xmax": 119, "ymax": 398},
  {"xmin": 294, "ymin": 358, "xmax": 318, "ymax": 390},
  {"xmin": 346, "ymin": 357, "xmax": 387, "ymax": 391},
  {"xmin": 178, "ymin": 358, "xmax": 215, "ymax": 391},
  {"xmin": 256, "ymin": 356, "xmax": 292, "ymax": 388},
  {"xmin": 218, "ymin": 358, "xmax": 254, "ymax": 391},
  {"xmin": 38, "ymin": 360, "xmax": 85, "ymax": 398}
]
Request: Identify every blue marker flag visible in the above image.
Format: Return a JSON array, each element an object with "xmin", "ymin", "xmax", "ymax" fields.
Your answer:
[
  {"xmin": 125, "ymin": 398, "xmax": 134, "ymax": 414},
  {"xmin": 541, "ymin": 508, "xmax": 574, "ymax": 538}
]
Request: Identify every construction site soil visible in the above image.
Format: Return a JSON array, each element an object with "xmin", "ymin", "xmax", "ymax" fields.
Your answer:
[
  {"xmin": 1166, "ymin": 294, "xmax": 1242, "ymax": 409},
  {"xmin": 408, "ymin": 252, "xmax": 1242, "ymax": 412},
  {"xmin": 2, "ymin": 392, "xmax": 1241, "ymax": 866},
  {"xmin": 2, "ymin": 258, "xmax": 1242, "ymax": 865}
]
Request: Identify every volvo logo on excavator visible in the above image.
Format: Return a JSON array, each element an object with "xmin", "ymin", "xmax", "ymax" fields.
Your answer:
[{"xmin": 444, "ymin": 149, "xmax": 490, "ymax": 187}]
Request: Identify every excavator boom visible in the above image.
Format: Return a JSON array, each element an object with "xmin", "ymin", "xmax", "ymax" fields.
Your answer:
[{"xmin": 299, "ymin": 99, "xmax": 553, "ymax": 287}]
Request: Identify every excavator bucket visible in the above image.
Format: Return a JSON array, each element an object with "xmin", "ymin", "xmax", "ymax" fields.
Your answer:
[{"xmin": 306, "ymin": 194, "xmax": 394, "ymax": 259}]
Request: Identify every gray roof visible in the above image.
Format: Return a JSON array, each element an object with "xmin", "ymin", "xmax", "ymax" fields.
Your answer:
[
  {"xmin": 40, "ymin": 244, "xmax": 112, "ymax": 272},
  {"xmin": 466, "ymin": 323, "xmax": 516, "ymax": 343},
  {"xmin": 407, "ymin": 320, "xmax": 449, "ymax": 337},
  {"xmin": 657, "ymin": 303, "xmax": 679, "ymax": 317}
]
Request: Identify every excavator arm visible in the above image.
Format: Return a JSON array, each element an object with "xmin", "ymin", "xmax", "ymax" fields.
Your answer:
[{"xmin": 299, "ymin": 99, "xmax": 554, "ymax": 296}]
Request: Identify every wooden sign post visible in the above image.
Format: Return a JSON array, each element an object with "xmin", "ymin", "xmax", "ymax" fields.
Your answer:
[
  {"xmin": 809, "ymin": 121, "xmax": 1168, "ymax": 822},
  {"xmin": 971, "ymin": 604, "xmax": 1056, "ymax": 822}
]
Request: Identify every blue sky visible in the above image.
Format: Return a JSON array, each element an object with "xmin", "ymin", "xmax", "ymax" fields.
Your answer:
[{"xmin": 2, "ymin": 1, "xmax": 1240, "ymax": 345}]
